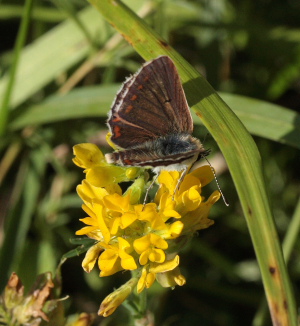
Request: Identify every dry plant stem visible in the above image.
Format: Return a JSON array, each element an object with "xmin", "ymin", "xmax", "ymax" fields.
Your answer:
[
  {"xmin": 58, "ymin": 2, "xmax": 153, "ymax": 94},
  {"xmin": 58, "ymin": 33, "xmax": 123, "ymax": 94},
  {"xmin": 253, "ymin": 197, "xmax": 300, "ymax": 326},
  {"xmin": 0, "ymin": 141, "xmax": 21, "ymax": 185}
]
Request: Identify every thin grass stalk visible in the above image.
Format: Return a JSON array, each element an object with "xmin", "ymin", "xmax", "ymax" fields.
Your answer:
[
  {"xmin": 0, "ymin": 5, "xmax": 67, "ymax": 22},
  {"xmin": 52, "ymin": 0, "xmax": 97, "ymax": 50},
  {"xmin": 0, "ymin": 0, "xmax": 34, "ymax": 137}
]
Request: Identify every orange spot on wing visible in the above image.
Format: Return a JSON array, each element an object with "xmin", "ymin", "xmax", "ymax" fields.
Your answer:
[
  {"xmin": 144, "ymin": 76, "xmax": 149, "ymax": 82},
  {"xmin": 131, "ymin": 94, "xmax": 137, "ymax": 101},
  {"xmin": 112, "ymin": 116, "xmax": 121, "ymax": 122},
  {"xmin": 124, "ymin": 159, "xmax": 132, "ymax": 165},
  {"xmin": 113, "ymin": 126, "xmax": 121, "ymax": 138},
  {"xmin": 138, "ymin": 85, "xmax": 143, "ymax": 90},
  {"xmin": 125, "ymin": 105, "xmax": 133, "ymax": 113}
]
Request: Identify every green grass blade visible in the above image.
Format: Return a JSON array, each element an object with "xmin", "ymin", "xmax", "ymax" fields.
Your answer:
[
  {"xmin": 283, "ymin": 197, "xmax": 300, "ymax": 261},
  {"xmin": 86, "ymin": 1, "xmax": 297, "ymax": 325},
  {"xmin": 0, "ymin": 7, "xmax": 105, "ymax": 110},
  {"xmin": 253, "ymin": 197, "xmax": 300, "ymax": 326},
  {"xmin": 0, "ymin": 5, "xmax": 67, "ymax": 22},
  {"xmin": 9, "ymin": 86, "xmax": 300, "ymax": 151},
  {"xmin": 0, "ymin": 0, "xmax": 34, "ymax": 137},
  {"xmin": 219, "ymin": 92, "xmax": 300, "ymax": 149},
  {"xmin": 0, "ymin": 148, "xmax": 46, "ymax": 290},
  {"xmin": 52, "ymin": 0, "xmax": 96, "ymax": 49}
]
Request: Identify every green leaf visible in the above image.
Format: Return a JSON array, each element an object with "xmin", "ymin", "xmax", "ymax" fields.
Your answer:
[
  {"xmin": 63, "ymin": 238, "xmax": 96, "ymax": 259},
  {"xmin": 0, "ymin": 147, "xmax": 47, "ymax": 290},
  {"xmin": 10, "ymin": 85, "xmax": 300, "ymax": 150},
  {"xmin": 219, "ymin": 92, "xmax": 300, "ymax": 149},
  {"xmin": 0, "ymin": 5, "xmax": 67, "ymax": 22},
  {"xmin": 0, "ymin": 7, "xmax": 106, "ymax": 110},
  {"xmin": 9, "ymin": 85, "xmax": 115, "ymax": 129},
  {"xmin": 0, "ymin": 0, "xmax": 147, "ymax": 111}
]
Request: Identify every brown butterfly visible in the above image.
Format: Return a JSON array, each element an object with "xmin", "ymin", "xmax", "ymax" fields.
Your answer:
[{"xmin": 105, "ymin": 56, "xmax": 208, "ymax": 174}]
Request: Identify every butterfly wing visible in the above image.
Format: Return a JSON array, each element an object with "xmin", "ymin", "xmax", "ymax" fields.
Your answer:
[{"xmin": 107, "ymin": 56, "xmax": 193, "ymax": 149}]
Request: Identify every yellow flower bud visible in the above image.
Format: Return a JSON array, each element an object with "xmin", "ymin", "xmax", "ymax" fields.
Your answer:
[
  {"xmin": 156, "ymin": 266, "xmax": 186, "ymax": 288},
  {"xmin": 98, "ymin": 278, "xmax": 138, "ymax": 317}
]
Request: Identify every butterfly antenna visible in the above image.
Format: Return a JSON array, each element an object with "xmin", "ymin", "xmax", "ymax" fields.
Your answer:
[{"xmin": 204, "ymin": 156, "xmax": 229, "ymax": 206}]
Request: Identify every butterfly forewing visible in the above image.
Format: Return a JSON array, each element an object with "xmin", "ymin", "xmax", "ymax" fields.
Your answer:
[{"xmin": 108, "ymin": 56, "xmax": 193, "ymax": 149}]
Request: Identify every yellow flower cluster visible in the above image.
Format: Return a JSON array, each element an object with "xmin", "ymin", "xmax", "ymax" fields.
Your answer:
[{"xmin": 73, "ymin": 143, "xmax": 220, "ymax": 316}]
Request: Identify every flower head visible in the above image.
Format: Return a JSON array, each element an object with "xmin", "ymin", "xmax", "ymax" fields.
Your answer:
[{"xmin": 73, "ymin": 143, "xmax": 220, "ymax": 316}]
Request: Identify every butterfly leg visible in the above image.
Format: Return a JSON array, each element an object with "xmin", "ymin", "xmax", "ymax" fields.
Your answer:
[
  {"xmin": 143, "ymin": 174, "xmax": 159, "ymax": 208},
  {"xmin": 173, "ymin": 167, "xmax": 189, "ymax": 200}
]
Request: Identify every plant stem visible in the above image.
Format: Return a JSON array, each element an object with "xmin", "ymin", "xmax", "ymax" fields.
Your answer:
[{"xmin": 0, "ymin": 0, "xmax": 34, "ymax": 137}]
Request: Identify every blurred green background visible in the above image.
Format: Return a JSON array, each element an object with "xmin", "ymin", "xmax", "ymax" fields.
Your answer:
[{"xmin": 0, "ymin": 0, "xmax": 299, "ymax": 325}]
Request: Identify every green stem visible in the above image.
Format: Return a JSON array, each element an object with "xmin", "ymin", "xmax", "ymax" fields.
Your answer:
[
  {"xmin": 122, "ymin": 272, "xmax": 148, "ymax": 324},
  {"xmin": 282, "ymin": 197, "xmax": 300, "ymax": 261},
  {"xmin": 0, "ymin": 0, "xmax": 34, "ymax": 136},
  {"xmin": 0, "ymin": 5, "xmax": 67, "ymax": 22},
  {"xmin": 52, "ymin": 0, "xmax": 97, "ymax": 50},
  {"xmin": 253, "ymin": 197, "xmax": 300, "ymax": 326},
  {"xmin": 137, "ymin": 286, "xmax": 147, "ymax": 316}
]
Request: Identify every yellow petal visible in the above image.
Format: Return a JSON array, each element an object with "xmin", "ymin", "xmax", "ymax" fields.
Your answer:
[
  {"xmin": 73, "ymin": 143, "xmax": 104, "ymax": 169},
  {"xmin": 98, "ymin": 278, "xmax": 137, "ymax": 316},
  {"xmin": 86, "ymin": 166, "xmax": 127, "ymax": 188},
  {"xmin": 120, "ymin": 254, "xmax": 137, "ymax": 270},
  {"xmin": 77, "ymin": 180, "xmax": 109, "ymax": 203},
  {"xmin": 98, "ymin": 249, "xmax": 123, "ymax": 277},
  {"xmin": 82, "ymin": 244, "xmax": 103, "ymax": 273},
  {"xmin": 178, "ymin": 174, "xmax": 200, "ymax": 194},
  {"xmin": 126, "ymin": 167, "xmax": 140, "ymax": 180},
  {"xmin": 174, "ymin": 273, "xmax": 186, "ymax": 286},
  {"xmin": 162, "ymin": 209, "xmax": 181, "ymax": 218},
  {"xmin": 190, "ymin": 165, "xmax": 214, "ymax": 187},
  {"xmin": 181, "ymin": 186, "xmax": 202, "ymax": 211},
  {"xmin": 156, "ymin": 266, "xmax": 186, "ymax": 288},
  {"xmin": 78, "ymin": 217, "xmax": 98, "ymax": 227},
  {"xmin": 118, "ymin": 238, "xmax": 137, "ymax": 270},
  {"xmin": 148, "ymin": 249, "xmax": 165, "ymax": 263},
  {"xmin": 118, "ymin": 237, "xmax": 131, "ymax": 252},
  {"xmin": 137, "ymin": 267, "xmax": 147, "ymax": 293},
  {"xmin": 99, "ymin": 249, "xmax": 118, "ymax": 272},
  {"xmin": 158, "ymin": 171, "xmax": 180, "ymax": 193},
  {"xmin": 168, "ymin": 221, "xmax": 184, "ymax": 239},
  {"xmin": 75, "ymin": 226, "xmax": 97, "ymax": 236},
  {"xmin": 121, "ymin": 212, "xmax": 137, "ymax": 229},
  {"xmin": 149, "ymin": 255, "xmax": 180, "ymax": 274},
  {"xmin": 93, "ymin": 203, "xmax": 111, "ymax": 244},
  {"xmin": 103, "ymin": 193, "xmax": 131, "ymax": 212},
  {"xmin": 139, "ymin": 250, "xmax": 150, "ymax": 265},
  {"xmin": 145, "ymin": 272, "xmax": 155, "ymax": 288},
  {"xmin": 207, "ymin": 190, "xmax": 221, "ymax": 205},
  {"xmin": 134, "ymin": 235, "xmax": 151, "ymax": 254},
  {"xmin": 150, "ymin": 233, "xmax": 168, "ymax": 249},
  {"xmin": 109, "ymin": 217, "xmax": 121, "ymax": 235}
]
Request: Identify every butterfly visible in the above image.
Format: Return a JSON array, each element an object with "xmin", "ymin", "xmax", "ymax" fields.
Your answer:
[{"xmin": 105, "ymin": 56, "xmax": 209, "ymax": 175}]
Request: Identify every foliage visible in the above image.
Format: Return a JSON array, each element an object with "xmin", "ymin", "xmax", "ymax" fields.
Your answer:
[{"xmin": 0, "ymin": 0, "xmax": 299, "ymax": 325}]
